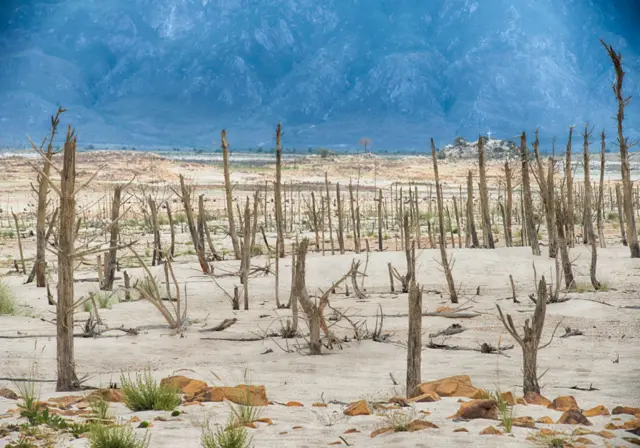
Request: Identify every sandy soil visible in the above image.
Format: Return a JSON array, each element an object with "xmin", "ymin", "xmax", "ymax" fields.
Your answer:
[{"xmin": 0, "ymin": 151, "xmax": 639, "ymax": 447}]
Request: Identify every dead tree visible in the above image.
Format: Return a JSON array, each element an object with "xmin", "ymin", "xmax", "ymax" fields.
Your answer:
[
  {"xmin": 177, "ymin": 175, "xmax": 210, "ymax": 273},
  {"xmin": 31, "ymin": 107, "xmax": 64, "ymax": 287},
  {"xmin": 601, "ymin": 40, "xmax": 640, "ymax": 258},
  {"xmin": 325, "ymin": 172, "xmax": 335, "ymax": 255},
  {"xmin": 148, "ymin": 196, "xmax": 162, "ymax": 266},
  {"xmin": 165, "ymin": 201, "xmax": 176, "ymax": 258},
  {"xmin": 101, "ymin": 185, "xmax": 123, "ymax": 291},
  {"xmin": 274, "ymin": 124, "xmax": 286, "ymax": 258},
  {"xmin": 432, "ymin": 139, "xmax": 458, "ymax": 303},
  {"xmin": 349, "ymin": 181, "xmax": 360, "ymax": 253},
  {"xmin": 565, "ymin": 127, "xmax": 575, "ymax": 247},
  {"xmin": 581, "ymin": 125, "xmax": 595, "ymax": 246},
  {"xmin": 596, "ymin": 131, "xmax": 606, "ymax": 248},
  {"xmin": 466, "ymin": 171, "xmax": 479, "ymax": 248},
  {"xmin": 520, "ymin": 132, "xmax": 541, "ymax": 256},
  {"xmin": 615, "ymin": 183, "xmax": 627, "ymax": 245},
  {"xmin": 240, "ymin": 197, "xmax": 254, "ymax": 310},
  {"xmin": 477, "ymin": 136, "xmax": 495, "ymax": 248},
  {"xmin": 555, "ymin": 198, "xmax": 575, "ymax": 289},
  {"xmin": 504, "ymin": 159, "xmax": 514, "ymax": 247},
  {"xmin": 406, "ymin": 280, "xmax": 423, "ymax": 399},
  {"xmin": 11, "ymin": 211, "xmax": 26, "ymax": 274},
  {"xmin": 221, "ymin": 130, "xmax": 241, "ymax": 259},
  {"xmin": 390, "ymin": 215, "xmax": 415, "ymax": 293},
  {"xmin": 497, "ymin": 276, "xmax": 558, "ymax": 394},
  {"xmin": 336, "ymin": 183, "xmax": 345, "ymax": 254},
  {"xmin": 377, "ymin": 188, "xmax": 383, "ymax": 251},
  {"xmin": 533, "ymin": 130, "xmax": 556, "ymax": 258}
]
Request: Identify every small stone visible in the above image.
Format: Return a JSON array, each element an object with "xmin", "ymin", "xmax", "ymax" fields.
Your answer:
[
  {"xmin": 516, "ymin": 397, "xmax": 528, "ymax": 405},
  {"xmin": 598, "ymin": 430, "xmax": 616, "ymax": 439},
  {"xmin": 328, "ymin": 442, "xmax": 342, "ymax": 446},
  {"xmin": 408, "ymin": 392, "xmax": 440, "ymax": 403},
  {"xmin": 388, "ymin": 396, "xmax": 409, "ymax": 406},
  {"xmin": 343, "ymin": 428, "xmax": 360, "ymax": 434},
  {"xmin": 312, "ymin": 403, "xmax": 328, "ymax": 407},
  {"xmin": 191, "ymin": 385, "xmax": 268, "ymax": 406},
  {"xmin": 583, "ymin": 405, "xmax": 610, "ymax": 417},
  {"xmin": 344, "ymin": 400, "xmax": 371, "ymax": 416},
  {"xmin": 450, "ymin": 399, "xmax": 499, "ymax": 420},
  {"xmin": 480, "ymin": 426, "xmax": 504, "ymax": 435},
  {"xmin": 604, "ymin": 423, "xmax": 620, "ymax": 430},
  {"xmin": 575, "ymin": 437, "xmax": 595, "ymax": 445},
  {"xmin": 549, "ymin": 396, "xmax": 579, "ymax": 411},
  {"xmin": 453, "ymin": 427, "xmax": 469, "ymax": 432},
  {"xmin": 511, "ymin": 416, "xmax": 536, "ymax": 428},
  {"xmin": 0, "ymin": 388, "xmax": 18, "ymax": 400},
  {"xmin": 572, "ymin": 427, "xmax": 593, "ymax": 436},
  {"xmin": 524, "ymin": 392, "xmax": 552, "ymax": 407},
  {"xmin": 557, "ymin": 410, "xmax": 592, "ymax": 426},
  {"xmin": 500, "ymin": 391, "xmax": 516, "ymax": 405},
  {"xmin": 371, "ymin": 427, "xmax": 394, "ymax": 438},
  {"xmin": 624, "ymin": 419, "xmax": 640, "ymax": 430},
  {"xmin": 418, "ymin": 375, "xmax": 484, "ymax": 399},
  {"xmin": 285, "ymin": 401, "xmax": 303, "ymax": 407},
  {"xmin": 406, "ymin": 420, "xmax": 438, "ymax": 431},
  {"xmin": 255, "ymin": 418, "xmax": 273, "ymax": 425},
  {"xmin": 292, "ymin": 426, "xmax": 303, "ymax": 430},
  {"xmin": 536, "ymin": 416, "xmax": 554, "ymax": 424},
  {"xmin": 612, "ymin": 406, "xmax": 640, "ymax": 416},
  {"xmin": 278, "ymin": 431, "xmax": 288, "ymax": 435}
]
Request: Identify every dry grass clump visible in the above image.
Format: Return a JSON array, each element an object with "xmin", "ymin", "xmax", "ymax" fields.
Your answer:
[
  {"xmin": 120, "ymin": 370, "xmax": 181, "ymax": 412},
  {"xmin": 88, "ymin": 423, "xmax": 150, "ymax": 448},
  {"xmin": 0, "ymin": 279, "xmax": 18, "ymax": 315}
]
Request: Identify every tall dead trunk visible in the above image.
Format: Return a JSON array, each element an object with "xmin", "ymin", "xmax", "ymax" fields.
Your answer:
[
  {"xmin": 596, "ymin": 131, "xmax": 606, "ymax": 248},
  {"xmin": 336, "ymin": 183, "xmax": 345, "ymax": 254},
  {"xmin": 166, "ymin": 201, "xmax": 176, "ymax": 259},
  {"xmin": 565, "ymin": 127, "xmax": 575, "ymax": 247},
  {"xmin": 432, "ymin": 139, "xmax": 458, "ymax": 304},
  {"xmin": 601, "ymin": 40, "xmax": 640, "ymax": 257},
  {"xmin": 241, "ymin": 197, "xmax": 252, "ymax": 310},
  {"xmin": 377, "ymin": 188, "xmax": 383, "ymax": 251},
  {"xmin": 477, "ymin": 136, "xmax": 495, "ymax": 248},
  {"xmin": 179, "ymin": 175, "xmax": 210, "ymax": 273},
  {"xmin": 497, "ymin": 276, "xmax": 552, "ymax": 395},
  {"xmin": 12, "ymin": 212, "xmax": 26, "ymax": 274},
  {"xmin": 148, "ymin": 197, "xmax": 162, "ymax": 266},
  {"xmin": 615, "ymin": 183, "xmax": 627, "ymax": 245},
  {"xmin": 466, "ymin": 171, "xmax": 479, "ymax": 248},
  {"xmin": 349, "ymin": 181, "xmax": 360, "ymax": 253},
  {"xmin": 533, "ymin": 130, "xmax": 556, "ymax": 258},
  {"xmin": 34, "ymin": 107, "xmax": 64, "ymax": 287},
  {"xmin": 274, "ymin": 124, "xmax": 286, "ymax": 258},
  {"xmin": 504, "ymin": 160, "xmax": 513, "ymax": 247},
  {"xmin": 582, "ymin": 125, "xmax": 595, "ymax": 247},
  {"xmin": 221, "ymin": 130, "xmax": 241, "ymax": 260},
  {"xmin": 520, "ymin": 132, "xmax": 541, "ymax": 256},
  {"xmin": 101, "ymin": 185, "xmax": 122, "ymax": 291},
  {"xmin": 56, "ymin": 126, "xmax": 80, "ymax": 391},
  {"xmin": 555, "ymin": 198, "xmax": 575, "ymax": 289},
  {"xmin": 292, "ymin": 239, "xmax": 321, "ymax": 355},
  {"xmin": 325, "ymin": 172, "xmax": 335, "ymax": 255},
  {"xmin": 406, "ymin": 281, "xmax": 423, "ymax": 399}
]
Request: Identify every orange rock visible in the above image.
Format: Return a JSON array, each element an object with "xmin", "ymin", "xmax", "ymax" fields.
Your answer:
[
  {"xmin": 624, "ymin": 419, "xmax": 640, "ymax": 430},
  {"xmin": 285, "ymin": 401, "xmax": 304, "ymax": 407},
  {"xmin": 453, "ymin": 427, "xmax": 469, "ymax": 432},
  {"xmin": 313, "ymin": 403, "xmax": 328, "ymax": 407},
  {"xmin": 370, "ymin": 427, "xmax": 394, "ymax": 438},
  {"xmin": 255, "ymin": 418, "xmax": 273, "ymax": 425},
  {"xmin": 500, "ymin": 392, "xmax": 516, "ymax": 405},
  {"xmin": 511, "ymin": 416, "xmax": 536, "ymax": 428},
  {"xmin": 86, "ymin": 389, "xmax": 124, "ymax": 403},
  {"xmin": 343, "ymin": 428, "xmax": 360, "ymax": 434},
  {"xmin": 583, "ymin": 405, "xmax": 610, "ymax": 417},
  {"xmin": 575, "ymin": 437, "xmax": 595, "ymax": 445},
  {"xmin": 128, "ymin": 416, "xmax": 141, "ymax": 423},
  {"xmin": 536, "ymin": 416, "xmax": 554, "ymax": 424},
  {"xmin": 406, "ymin": 420, "xmax": 439, "ymax": 431},
  {"xmin": 524, "ymin": 392, "xmax": 552, "ymax": 407},
  {"xmin": 598, "ymin": 430, "xmax": 616, "ymax": 439},
  {"xmin": 191, "ymin": 385, "xmax": 268, "ymax": 406},
  {"xmin": 604, "ymin": 422, "xmax": 621, "ymax": 430},
  {"xmin": 436, "ymin": 306, "xmax": 454, "ymax": 313},
  {"xmin": 480, "ymin": 426, "xmax": 504, "ymax": 435},
  {"xmin": 516, "ymin": 397, "xmax": 527, "ymax": 405},
  {"xmin": 450, "ymin": 399, "xmax": 499, "ymax": 420},
  {"xmin": 549, "ymin": 396, "xmax": 579, "ymax": 411},
  {"xmin": 0, "ymin": 388, "xmax": 18, "ymax": 400},
  {"xmin": 243, "ymin": 422, "xmax": 257, "ymax": 429},
  {"xmin": 161, "ymin": 376, "xmax": 208, "ymax": 397},
  {"xmin": 573, "ymin": 427, "xmax": 593, "ymax": 436},
  {"xmin": 612, "ymin": 406, "xmax": 640, "ymax": 416},
  {"xmin": 557, "ymin": 410, "xmax": 592, "ymax": 426},
  {"xmin": 408, "ymin": 392, "xmax": 440, "ymax": 403},
  {"xmin": 418, "ymin": 375, "xmax": 484, "ymax": 399},
  {"xmin": 538, "ymin": 428, "xmax": 560, "ymax": 436},
  {"xmin": 344, "ymin": 400, "xmax": 371, "ymax": 416}
]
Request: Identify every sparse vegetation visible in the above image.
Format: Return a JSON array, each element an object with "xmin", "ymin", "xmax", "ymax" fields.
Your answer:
[
  {"xmin": 88, "ymin": 423, "xmax": 150, "ymax": 448},
  {"xmin": 0, "ymin": 279, "xmax": 17, "ymax": 315},
  {"xmin": 120, "ymin": 370, "xmax": 181, "ymax": 412}
]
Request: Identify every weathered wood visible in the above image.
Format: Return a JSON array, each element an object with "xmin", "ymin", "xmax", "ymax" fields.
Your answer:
[
  {"xmin": 221, "ymin": 129, "xmax": 241, "ymax": 259},
  {"xmin": 406, "ymin": 281, "xmax": 423, "ymax": 399},
  {"xmin": 521, "ymin": 132, "xmax": 541, "ymax": 256},
  {"xmin": 477, "ymin": 136, "xmax": 495, "ymax": 248}
]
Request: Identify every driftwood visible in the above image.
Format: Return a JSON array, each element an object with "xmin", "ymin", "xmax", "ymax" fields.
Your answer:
[
  {"xmin": 423, "ymin": 312, "xmax": 480, "ymax": 319},
  {"xmin": 559, "ymin": 327, "xmax": 583, "ymax": 338},
  {"xmin": 427, "ymin": 341, "xmax": 514, "ymax": 355},
  {"xmin": 198, "ymin": 318, "xmax": 238, "ymax": 333},
  {"xmin": 428, "ymin": 324, "xmax": 465, "ymax": 339}
]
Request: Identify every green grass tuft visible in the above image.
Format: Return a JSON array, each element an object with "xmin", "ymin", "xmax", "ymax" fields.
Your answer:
[
  {"xmin": 120, "ymin": 370, "xmax": 181, "ymax": 412},
  {"xmin": 0, "ymin": 279, "xmax": 18, "ymax": 315},
  {"xmin": 88, "ymin": 423, "xmax": 150, "ymax": 448}
]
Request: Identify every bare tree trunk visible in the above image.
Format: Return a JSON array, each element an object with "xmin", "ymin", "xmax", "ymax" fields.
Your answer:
[
  {"xmin": 166, "ymin": 201, "xmax": 176, "ymax": 259},
  {"xmin": 274, "ymin": 124, "xmax": 286, "ymax": 258},
  {"xmin": 596, "ymin": 131, "xmax": 606, "ymax": 248},
  {"xmin": 497, "ymin": 277, "xmax": 552, "ymax": 395},
  {"xmin": 466, "ymin": 171, "xmax": 479, "ymax": 248},
  {"xmin": 56, "ymin": 126, "xmax": 80, "ymax": 391},
  {"xmin": 377, "ymin": 188, "xmax": 383, "ymax": 251},
  {"xmin": 349, "ymin": 181, "xmax": 360, "ymax": 253},
  {"xmin": 432, "ymin": 139, "xmax": 458, "ymax": 304},
  {"xmin": 406, "ymin": 281, "xmax": 423, "ymax": 399},
  {"xmin": 241, "ymin": 197, "xmax": 252, "ymax": 310},
  {"xmin": 615, "ymin": 183, "xmax": 628, "ymax": 245},
  {"xmin": 148, "ymin": 197, "xmax": 162, "ymax": 266},
  {"xmin": 292, "ymin": 239, "xmax": 321, "ymax": 355},
  {"xmin": 520, "ymin": 132, "xmax": 541, "ymax": 256},
  {"xmin": 179, "ymin": 175, "xmax": 210, "ymax": 273},
  {"xmin": 101, "ymin": 185, "xmax": 122, "ymax": 291},
  {"xmin": 602, "ymin": 40, "xmax": 640, "ymax": 257},
  {"xmin": 565, "ymin": 127, "xmax": 575, "ymax": 247},
  {"xmin": 477, "ymin": 136, "xmax": 495, "ymax": 248},
  {"xmin": 221, "ymin": 130, "xmax": 241, "ymax": 260},
  {"xmin": 504, "ymin": 160, "xmax": 513, "ymax": 247},
  {"xmin": 581, "ymin": 125, "xmax": 595, "ymax": 246},
  {"xmin": 324, "ymin": 172, "xmax": 335, "ymax": 255},
  {"xmin": 336, "ymin": 183, "xmax": 345, "ymax": 254},
  {"xmin": 35, "ymin": 108, "xmax": 64, "ymax": 287},
  {"xmin": 12, "ymin": 212, "xmax": 26, "ymax": 274},
  {"xmin": 555, "ymin": 198, "xmax": 575, "ymax": 289},
  {"xmin": 533, "ymin": 130, "xmax": 556, "ymax": 258}
]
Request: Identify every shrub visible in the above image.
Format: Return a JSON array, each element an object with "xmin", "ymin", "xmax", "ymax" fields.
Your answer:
[
  {"xmin": 88, "ymin": 423, "xmax": 150, "ymax": 448},
  {"xmin": 201, "ymin": 421, "xmax": 250, "ymax": 448},
  {"xmin": 120, "ymin": 370, "xmax": 181, "ymax": 412},
  {"xmin": 0, "ymin": 279, "xmax": 17, "ymax": 315},
  {"xmin": 316, "ymin": 148, "xmax": 334, "ymax": 159}
]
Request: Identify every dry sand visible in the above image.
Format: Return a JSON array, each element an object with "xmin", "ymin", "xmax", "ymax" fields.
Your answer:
[{"xmin": 1, "ymin": 151, "xmax": 639, "ymax": 447}]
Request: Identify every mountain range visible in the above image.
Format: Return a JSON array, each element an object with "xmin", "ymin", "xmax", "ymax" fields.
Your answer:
[{"xmin": 1, "ymin": 0, "xmax": 639, "ymax": 150}]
